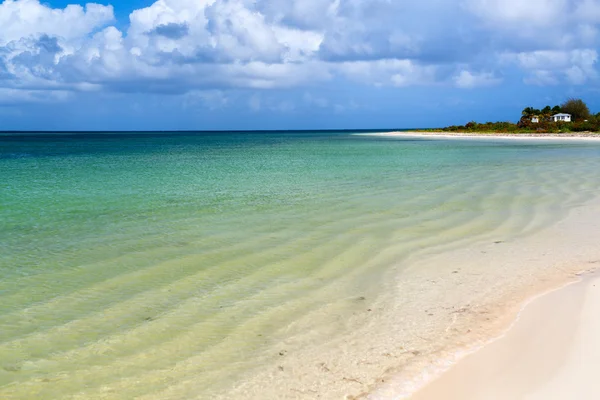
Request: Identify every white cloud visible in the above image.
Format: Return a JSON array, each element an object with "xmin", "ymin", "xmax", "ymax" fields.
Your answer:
[
  {"xmin": 453, "ymin": 70, "xmax": 500, "ymax": 88},
  {"xmin": 125, "ymin": 0, "xmax": 323, "ymax": 64},
  {"xmin": 465, "ymin": 0, "xmax": 600, "ymax": 51},
  {"xmin": 0, "ymin": 0, "xmax": 599, "ymax": 105},
  {"xmin": 271, "ymin": 26, "xmax": 322, "ymax": 62},
  {"xmin": 501, "ymin": 49, "xmax": 598, "ymax": 85},
  {"xmin": 0, "ymin": 0, "xmax": 114, "ymax": 45}
]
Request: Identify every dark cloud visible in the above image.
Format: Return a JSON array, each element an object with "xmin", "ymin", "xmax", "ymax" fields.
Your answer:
[
  {"xmin": 0, "ymin": 47, "xmax": 14, "ymax": 81},
  {"xmin": 36, "ymin": 35, "xmax": 62, "ymax": 54},
  {"xmin": 148, "ymin": 23, "xmax": 189, "ymax": 39}
]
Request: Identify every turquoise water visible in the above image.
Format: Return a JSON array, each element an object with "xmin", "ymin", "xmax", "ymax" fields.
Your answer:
[{"xmin": 2, "ymin": 132, "xmax": 600, "ymax": 399}]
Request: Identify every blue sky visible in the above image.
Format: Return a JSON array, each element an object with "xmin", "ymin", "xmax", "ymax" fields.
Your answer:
[{"xmin": 0, "ymin": 0, "xmax": 599, "ymax": 131}]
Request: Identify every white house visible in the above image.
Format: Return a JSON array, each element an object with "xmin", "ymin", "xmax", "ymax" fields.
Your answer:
[
  {"xmin": 552, "ymin": 113, "xmax": 571, "ymax": 122},
  {"xmin": 531, "ymin": 116, "xmax": 540, "ymax": 123}
]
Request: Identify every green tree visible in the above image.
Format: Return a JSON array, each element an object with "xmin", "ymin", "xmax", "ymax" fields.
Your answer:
[
  {"xmin": 561, "ymin": 98, "xmax": 590, "ymax": 121},
  {"xmin": 521, "ymin": 107, "xmax": 535, "ymax": 117},
  {"xmin": 552, "ymin": 105, "xmax": 561, "ymax": 114}
]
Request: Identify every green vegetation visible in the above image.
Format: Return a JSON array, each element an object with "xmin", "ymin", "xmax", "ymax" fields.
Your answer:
[
  {"xmin": 429, "ymin": 98, "xmax": 600, "ymax": 134},
  {"xmin": 560, "ymin": 98, "xmax": 591, "ymax": 121}
]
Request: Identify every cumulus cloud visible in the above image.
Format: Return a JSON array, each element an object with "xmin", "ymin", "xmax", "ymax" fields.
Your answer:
[
  {"xmin": 501, "ymin": 49, "xmax": 599, "ymax": 85},
  {"xmin": 0, "ymin": 0, "xmax": 114, "ymax": 45},
  {"xmin": 0, "ymin": 0, "xmax": 599, "ymax": 105},
  {"xmin": 466, "ymin": 0, "xmax": 600, "ymax": 50}
]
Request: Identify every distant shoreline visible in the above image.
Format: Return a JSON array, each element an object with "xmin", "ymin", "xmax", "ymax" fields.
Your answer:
[{"xmin": 360, "ymin": 131, "xmax": 600, "ymax": 141}]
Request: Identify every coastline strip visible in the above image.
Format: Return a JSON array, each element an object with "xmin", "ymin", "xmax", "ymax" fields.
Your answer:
[
  {"xmin": 356, "ymin": 131, "xmax": 600, "ymax": 141},
  {"xmin": 365, "ymin": 194, "xmax": 600, "ymax": 400},
  {"xmin": 410, "ymin": 270, "xmax": 600, "ymax": 399}
]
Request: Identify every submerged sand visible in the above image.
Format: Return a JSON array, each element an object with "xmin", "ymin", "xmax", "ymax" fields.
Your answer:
[
  {"xmin": 4, "ymin": 134, "xmax": 600, "ymax": 400},
  {"xmin": 217, "ymin": 189, "xmax": 600, "ymax": 399}
]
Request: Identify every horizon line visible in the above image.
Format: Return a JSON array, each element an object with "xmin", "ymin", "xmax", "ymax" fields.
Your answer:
[{"xmin": 0, "ymin": 128, "xmax": 422, "ymax": 134}]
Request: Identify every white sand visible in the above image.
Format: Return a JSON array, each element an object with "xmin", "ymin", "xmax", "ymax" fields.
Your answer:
[
  {"xmin": 218, "ymin": 193, "xmax": 600, "ymax": 400},
  {"xmin": 411, "ymin": 272, "xmax": 600, "ymax": 399},
  {"xmin": 359, "ymin": 131, "xmax": 600, "ymax": 142}
]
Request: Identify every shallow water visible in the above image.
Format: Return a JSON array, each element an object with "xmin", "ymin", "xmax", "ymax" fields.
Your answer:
[{"xmin": 2, "ymin": 132, "xmax": 600, "ymax": 399}]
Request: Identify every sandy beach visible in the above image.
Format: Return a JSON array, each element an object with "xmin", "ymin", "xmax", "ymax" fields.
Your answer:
[
  {"xmin": 360, "ymin": 131, "xmax": 600, "ymax": 141},
  {"xmin": 411, "ymin": 271, "xmax": 600, "ymax": 399}
]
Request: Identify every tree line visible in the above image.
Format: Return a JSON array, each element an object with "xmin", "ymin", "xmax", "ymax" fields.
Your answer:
[
  {"xmin": 433, "ymin": 98, "xmax": 600, "ymax": 133},
  {"xmin": 520, "ymin": 98, "xmax": 594, "ymax": 123}
]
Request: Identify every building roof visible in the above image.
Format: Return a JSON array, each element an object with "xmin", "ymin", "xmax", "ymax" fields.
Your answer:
[{"xmin": 553, "ymin": 113, "xmax": 571, "ymax": 117}]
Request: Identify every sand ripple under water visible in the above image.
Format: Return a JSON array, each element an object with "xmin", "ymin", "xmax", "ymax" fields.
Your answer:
[{"xmin": 1, "ymin": 132, "xmax": 600, "ymax": 399}]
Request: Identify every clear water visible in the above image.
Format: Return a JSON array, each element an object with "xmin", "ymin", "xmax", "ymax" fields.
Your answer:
[{"xmin": 2, "ymin": 132, "xmax": 600, "ymax": 399}]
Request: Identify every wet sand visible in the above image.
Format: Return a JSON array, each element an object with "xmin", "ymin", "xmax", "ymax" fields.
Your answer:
[
  {"xmin": 411, "ymin": 272, "xmax": 600, "ymax": 399},
  {"xmin": 219, "ymin": 193, "xmax": 600, "ymax": 400}
]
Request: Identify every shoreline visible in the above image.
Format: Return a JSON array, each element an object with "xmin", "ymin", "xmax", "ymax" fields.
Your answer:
[
  {"xmin": 218, "ymin": 193, "xmax": 600, "ymax": 399},
  {"xmin": 364, "ymin": 196, "xmax": 600, "ymax": 399},
  {"xmin": 360, "ymin": 177, "xmax": 600, "ymax": 399},
  {"xmin": 5, "ymin": 133, "xmax": 600, "ymax": 400},
  {"xmin": 358, "ymin": 131, "xmax": 600, "ymax": 141},
  {"xmin": 410, "ymin": 270, "xmax": 600, "ymax": 399}
]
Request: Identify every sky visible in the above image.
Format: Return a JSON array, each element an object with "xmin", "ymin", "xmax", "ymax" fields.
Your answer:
[{"xmin": 0, "ymin": 0, "xmax": 599, "ymax": 131}]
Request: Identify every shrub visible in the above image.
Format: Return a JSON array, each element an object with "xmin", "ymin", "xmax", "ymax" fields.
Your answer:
[
  {"xmin": 572, "ymin": 120, "xmax": 596, "ymax": 132},
  {"xmin": 561, "ymin": 98, "xmax": 591, "ymax": 122}
]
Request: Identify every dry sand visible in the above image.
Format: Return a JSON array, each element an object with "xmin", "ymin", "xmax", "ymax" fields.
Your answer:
[
  {"xmin": 411, "ymin": 271, "xmax": 600, "ymax": 399},
  {"xmin": 360, "ymin": 131, "xmax": 600, "ymax": 142}
]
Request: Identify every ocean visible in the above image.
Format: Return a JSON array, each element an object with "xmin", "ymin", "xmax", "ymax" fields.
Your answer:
[{"xmin": 2, "ymin": 131, "xmax": 600, "ymax": 399}]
